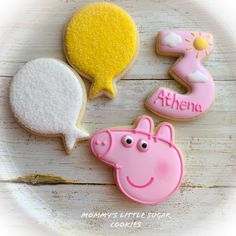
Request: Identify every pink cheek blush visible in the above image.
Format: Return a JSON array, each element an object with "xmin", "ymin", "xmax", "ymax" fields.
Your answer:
[{"xmin": 154, "ymin": 160, "xmax": 170, "ymax": 180}]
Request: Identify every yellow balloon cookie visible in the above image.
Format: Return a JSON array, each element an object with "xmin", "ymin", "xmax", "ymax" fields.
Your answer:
[{"xmin": 64, "ymin": 2, "xmax": 139, "ymax": 99}]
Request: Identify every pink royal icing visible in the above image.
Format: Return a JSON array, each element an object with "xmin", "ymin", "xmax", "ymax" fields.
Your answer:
[
  {"xmin": 146, "ymin": 30, "xmax": 215, "ymax": 120},
  {"xmin": 90, "ymin": 115, "xmax": 184, "ymax": 205}
]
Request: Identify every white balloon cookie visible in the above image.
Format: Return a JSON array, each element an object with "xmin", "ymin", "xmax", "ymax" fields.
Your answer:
[{"xmin": 10, "ymin": 58, "xmax": 89, "ymax": 154}]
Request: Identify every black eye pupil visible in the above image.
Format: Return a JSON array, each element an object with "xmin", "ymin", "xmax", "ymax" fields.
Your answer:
[
  {"xmin": 126, "ymin": 139, "xmax": 132, "ymax": 144},
  {"xmin": 142, "ymin": 143, "xmax": 147, "ymax": 148}
]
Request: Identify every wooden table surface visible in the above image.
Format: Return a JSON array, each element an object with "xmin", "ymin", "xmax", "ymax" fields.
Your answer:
[{"xmin": 0, "ymin": 0, "xmax": 236, "ymax": 235}]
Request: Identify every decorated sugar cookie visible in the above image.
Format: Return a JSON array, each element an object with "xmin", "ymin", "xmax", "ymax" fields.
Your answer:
[
  {"xmin": 10, "ymin": 58, "xmax": 89, "ymax": 154},
  {"xmin": 64, "ymin": 2, "xmax": 139, "ymax": 99},
  {"xmin": 90, "ymin": 115, "xmax": 184, "ymax": 205},
  {"xmin": 146, "ymin": 30, "xmax": 215, "ymax": 121}
]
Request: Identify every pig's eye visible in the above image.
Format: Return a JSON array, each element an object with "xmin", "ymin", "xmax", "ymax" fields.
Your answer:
[
  {"xmin": 137, "ymin": 140, "xmax": 149, "ymax": 152},
  {"xmin": 121, "ymin": 135, "xmax": 134, "ymax": 147}
]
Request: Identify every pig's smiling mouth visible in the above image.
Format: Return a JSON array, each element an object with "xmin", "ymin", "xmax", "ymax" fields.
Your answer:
[{"xmin": 126, "ymin": 176, "xmax": 154, "ymax": 188}]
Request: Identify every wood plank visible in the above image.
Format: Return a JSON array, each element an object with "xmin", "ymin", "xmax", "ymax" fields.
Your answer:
[
  {"xmin": 1, "ymin": 78, "xmax": 235, "ymax": 186},
  {"xmin": 0, "ymin": 0, "xmax": 235, "ymax": 80},
  {"xmin": 1, "ymin": 183, "xmax": 236, "ymax": 236},
  {"xmin": 0, "ymin": 184, "xmax": 57, "ymax": 236}
]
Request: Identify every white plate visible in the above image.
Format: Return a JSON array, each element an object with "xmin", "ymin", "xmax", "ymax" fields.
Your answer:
[{"xmin": 0, "ymin": 0, "xmax": 236, "ymax": 235}]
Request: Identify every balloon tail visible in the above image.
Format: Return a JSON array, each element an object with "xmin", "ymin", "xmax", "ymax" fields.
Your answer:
[
  {"xmin": 64, "ymin": 127, "xmax": 89, "ymax": 153},
  {"xmin": 90, "ymin": 78, "xmax": 115, "ymax": 98}
]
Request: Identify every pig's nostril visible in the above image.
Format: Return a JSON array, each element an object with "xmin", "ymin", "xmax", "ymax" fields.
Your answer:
[
  {"xmin": 101, "ymin": 141, "xmax": 107, "ymax": 146},
  {"xmin": 95, "ymin": 140, "xmax": 101, "ymax": 145},
  {"xmin": 94, "ymin": 140, "xmax": 107, "ymax": 146}
]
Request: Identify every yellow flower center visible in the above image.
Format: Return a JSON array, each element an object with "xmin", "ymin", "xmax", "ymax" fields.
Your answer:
[{"xmin": 193, "ymin": 37, "xmax": 208, "ymax": 51}]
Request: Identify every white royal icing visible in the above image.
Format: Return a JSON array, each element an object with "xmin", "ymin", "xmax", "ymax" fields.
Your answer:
[
  {"xmin": 10, "ymin": 58, "xmax": 89, "ymax": 152},
  {"xmin": 162, "ymin": 32, "xmax": 182, "ymax": 48},
  {"xmin": 187, "ymin": 70, "xmax": 208, "ymax": 83}
]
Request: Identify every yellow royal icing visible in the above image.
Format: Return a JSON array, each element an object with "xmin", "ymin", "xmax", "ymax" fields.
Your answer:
[
  {"xmin": 193, "ymin": 37, "xmax": 208, "ymax": 51},
  {"xmin": 65, "ymin": 2, "xmax": 139, "ymax": 98}
]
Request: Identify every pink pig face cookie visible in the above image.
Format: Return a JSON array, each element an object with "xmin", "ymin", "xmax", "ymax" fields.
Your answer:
[{"xmin": 90, "ymin": 116, "xmax": 184, "ymax": 205}]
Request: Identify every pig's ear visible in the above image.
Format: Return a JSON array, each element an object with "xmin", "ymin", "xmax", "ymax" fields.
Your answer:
[
  {"xmin": 155, "ymin": 123, "xmax": 174, "ymax": 142},
  {"xmin": 135, "ymin": 116, "xmax": 154, "ymax": 134}
]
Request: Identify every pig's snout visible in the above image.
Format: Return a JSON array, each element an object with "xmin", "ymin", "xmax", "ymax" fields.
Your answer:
[{"xmin": 90, "ymin": 130, "xmax": 112, "ymax": 158}]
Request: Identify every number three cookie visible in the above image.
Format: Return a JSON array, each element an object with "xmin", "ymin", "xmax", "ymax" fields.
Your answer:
[{"xmin": 146, "ymin": 30, "xmax": 215, "ymax": 121}]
